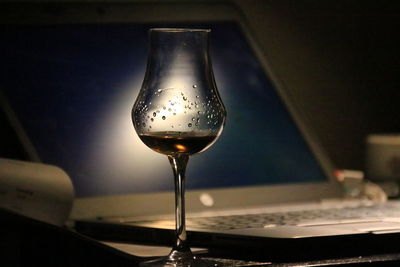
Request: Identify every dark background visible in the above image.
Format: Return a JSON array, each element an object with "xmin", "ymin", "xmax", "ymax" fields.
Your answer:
[
  {"xmin": 236, "ymin": 0, "xmax": 400, "ymax": 171},
  {"xmin": 1, "ymin": 0, "xmax": 400, "ymax": 172}
]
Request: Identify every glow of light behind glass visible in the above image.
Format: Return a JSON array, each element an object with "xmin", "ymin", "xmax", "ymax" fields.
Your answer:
[
  {"xmin": 85, "ymin": 49, "xmax": 229, "ymax": 194},
  {"xmin": 87, "ymin": 75, "xmax": 171, "ymax": 193}
]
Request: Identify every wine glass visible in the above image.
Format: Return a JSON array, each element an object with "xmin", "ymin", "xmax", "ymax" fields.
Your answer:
[{"xmin": 132, "ymin": 28, "xmax": 226, "ymax": 266}]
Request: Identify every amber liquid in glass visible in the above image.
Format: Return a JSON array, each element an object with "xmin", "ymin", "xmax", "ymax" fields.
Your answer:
[{"xmin": 139, "ymin": 132, "xmax": 217, "ymax": 155}]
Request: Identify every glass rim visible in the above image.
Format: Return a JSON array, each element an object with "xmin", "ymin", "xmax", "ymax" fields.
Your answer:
[{"xmin": 150, "ymin": 28, "xmax": 211, "ymax": 33}]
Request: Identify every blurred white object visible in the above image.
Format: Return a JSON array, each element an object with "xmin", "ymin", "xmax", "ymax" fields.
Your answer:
[
  {"xmin": 335, "ymin": 169, "xmax": 387, "ymax": 203},
  {"xmin": 366, "ymin": 134, "xmax": 400, "ymax": 182},
  {"xmin": 335, "ymin": 169, "xmax": 365, "ymax": 197},
  {"xmin": 0, "ymin": 158, "xmax": 74, "ymax": 226},
  {"xmin": 363, "ymin": 181, "xmax": 387, "ymax": 203}
]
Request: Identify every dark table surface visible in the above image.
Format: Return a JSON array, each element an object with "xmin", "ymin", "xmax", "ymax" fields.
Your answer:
[{"xmin": 2, "ymin": 208, "xmax": 400, "ymax": 267}]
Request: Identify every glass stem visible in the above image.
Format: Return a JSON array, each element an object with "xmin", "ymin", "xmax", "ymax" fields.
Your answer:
[{"xmin": 168, "ymin": 154, "xmax": 193, "ymax": 261}]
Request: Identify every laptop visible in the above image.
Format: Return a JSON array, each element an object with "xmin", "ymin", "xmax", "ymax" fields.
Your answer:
[{"xmin": 2, "ymin": 1, "xmax": 400, "ymax": 261}]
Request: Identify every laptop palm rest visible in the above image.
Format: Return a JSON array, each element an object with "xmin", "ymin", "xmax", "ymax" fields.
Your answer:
[{"xmin": 221, "ymin": 221, "xmax": 400, "ymax": 238}]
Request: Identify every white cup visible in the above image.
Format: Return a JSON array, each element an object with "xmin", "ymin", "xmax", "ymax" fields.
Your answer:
[{"xmin": 366, "ymin": 134, "xmax": 400, "ymax": 182}]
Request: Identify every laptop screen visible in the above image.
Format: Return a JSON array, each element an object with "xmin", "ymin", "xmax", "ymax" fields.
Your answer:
[{"xmin": 0, "ymin": 22, "xmax": 326, "ymax": 197}]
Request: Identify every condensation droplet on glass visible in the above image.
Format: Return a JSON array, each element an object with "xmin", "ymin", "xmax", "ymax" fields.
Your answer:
[
  {"xmin": 157, "ymin": 89, "xmax": 163, "ymax": 93},
  {"xmin": 188, "ymin": 123, "xmax": 192, "ymax": 127},
  {"xmin": 198, "ymin": 111, "xmax": 202, "ymax": 115},
  {"xmin": 196, "ymin": 95, "xmax": 200, "ymax": 98},
  {"xmin": 153, "ymin": 112, "xmax": 157, "ymax": 117},
  {"xmin": 195, "ymin": 122, "xmax": 199, "ymax": 126},
  {"xmin": 157, "ymin": 110, "xmax": 160, "ymax": 113},
  {"xmin": 173, "ymin": 113, "xmax": 176, "ymax": 116},
  {"xmin": 192, "ymin": 84, "xmax": 197, "ymax": 88},
  {"xmin": 191, "ymin": 117, "xmax": 195, "ymax": 121},
  {"xmin": 183, "ymin": 96, "xmax": 187, "ymax": 101},
  {"xmin": 142, "ymin": 123, "xmax": 146, "ymax": 127},
  {"xmin": 163, "ymin": 106, "xmax": 166, "ymax": 110},
  {"xmin": 162, "ymin": 116, "xmax": 166, "ymax": 120},
  {"xmin": 168, "ymin": 108, "xmax": 172, "ymax": 112},
  {"xmin": 150, "ymin": 118, "xmax": 154, "ymax": 122}
]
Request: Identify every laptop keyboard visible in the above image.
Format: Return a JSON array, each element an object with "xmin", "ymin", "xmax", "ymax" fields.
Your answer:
[{"xmin": 128, "ymin": 204, "xmax": 400, "ymax": 231}]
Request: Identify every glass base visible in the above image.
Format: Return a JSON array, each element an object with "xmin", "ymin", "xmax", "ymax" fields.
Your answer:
[{"xmin": 139, "ymin": 256, "xmax": 224, "ymax": 267}]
